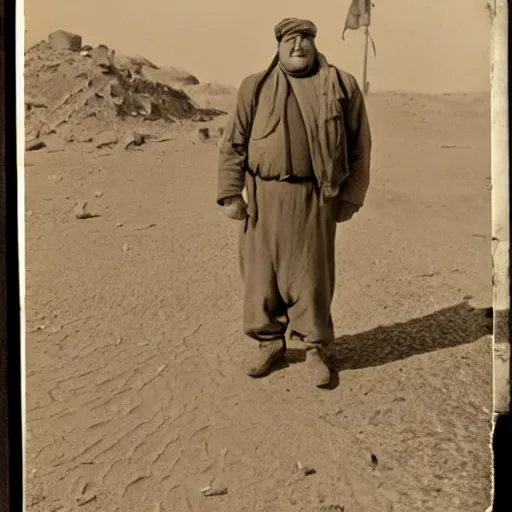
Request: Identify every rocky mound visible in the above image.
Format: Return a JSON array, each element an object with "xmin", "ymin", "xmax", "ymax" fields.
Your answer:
[
  {"xmin": 24, "ymin": 30, "xmax": 228, "ymax": 147},
  {"xmin": 184, "ymin": 82, "xmax": 238, "ymax": 114}
]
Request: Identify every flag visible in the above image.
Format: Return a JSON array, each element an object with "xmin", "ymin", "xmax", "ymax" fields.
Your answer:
[{"xmin": 342, "ymin": 0, "xmax": 372, "ymax": 40}]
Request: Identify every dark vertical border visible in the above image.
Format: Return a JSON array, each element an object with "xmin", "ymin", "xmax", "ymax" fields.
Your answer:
[
  {"xmin": 0, "ymin": 0, "xmax": 22, "ymax": 510},
  {"xmin": 493, "ymin": 414, "xmax": 512, "ymax": 511},
  {"xmin": 7, "ymin": 0, "xmax": 22, "ymax": 504},
  {"xmin": 492, "ymin": 3, "xmax": 512, "ymax": 511},
  {"xmin": 0, "ymin": 0, "xmax": 8, "ymax": 509}
]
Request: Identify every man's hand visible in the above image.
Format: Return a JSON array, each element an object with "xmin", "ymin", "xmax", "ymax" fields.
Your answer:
[
  {"xmin": 223, "ymin": 195, "xmax": 247, "ymax": 221},
  {"xmin": 336, "ymin": 201, "xmax": 360, "ymax": 223}
]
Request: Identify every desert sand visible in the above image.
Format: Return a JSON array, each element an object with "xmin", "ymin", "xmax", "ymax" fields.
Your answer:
[{"xmin": 23, "ymin": 19, "xmax": 493, "ymax": 512}]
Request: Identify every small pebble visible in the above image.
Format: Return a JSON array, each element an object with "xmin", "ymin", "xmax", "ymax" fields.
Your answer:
[
  {"xmin": 197, "ymin": 127, "xmax": 210, "ymax": 141},
  {"xmin": 296, "ymin": 461, "xmax": 316, "ymax": 476},
  {"xmin": 26, "ymin": 139, "xmax": 47, "ymax": 151},
  {"xmin": 74, "ymin": 201, "xmax": 96, "ymax": 220},
  {"xmin": 200, "ymin": 486, "xmax": 228, "ymax": 497}
]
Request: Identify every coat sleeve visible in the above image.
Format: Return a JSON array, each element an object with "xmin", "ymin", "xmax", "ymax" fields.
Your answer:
[
  {"xmin": 338, "ymin": 73, "xmax": 372, "ymax": 208},
  {"xmin": 216, "ymin": 75, "xmax": 256, "ymax": 206}
]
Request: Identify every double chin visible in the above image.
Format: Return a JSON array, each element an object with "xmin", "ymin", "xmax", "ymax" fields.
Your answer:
[{"xmin": 280, "ymin": 60, "xmax": 312, "ymax": 76}]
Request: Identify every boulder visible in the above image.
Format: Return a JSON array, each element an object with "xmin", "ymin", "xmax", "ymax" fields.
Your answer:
[
  {"xmin": 141, "ymin": 65, "xmax": 199, "ymax": 88},
  {"xmin": 113, "ymin": 53, "xmax": 158, "ymax": 76},
  {"xmin": 48, "ymin": 30, "xmax": 82, "ymax": 51},
  {"xmin": 90, "ymin": 45, "xmax": 111, "ymax": 71}
]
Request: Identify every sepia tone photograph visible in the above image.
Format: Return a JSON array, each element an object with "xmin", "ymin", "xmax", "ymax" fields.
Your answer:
[{"xmin": 22, "ymin": 1, "xmax": 496, "ymax": 511}]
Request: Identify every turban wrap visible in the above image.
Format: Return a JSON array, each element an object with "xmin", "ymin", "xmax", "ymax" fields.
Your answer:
[{"xmin": 274, "ymin": 18, "xmax": 317, "ymax": 42}]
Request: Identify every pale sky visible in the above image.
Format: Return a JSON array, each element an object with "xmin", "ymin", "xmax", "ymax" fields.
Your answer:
[{"xmin": 23, "ymin": 0, "xmax": 491, "ymax": 93}]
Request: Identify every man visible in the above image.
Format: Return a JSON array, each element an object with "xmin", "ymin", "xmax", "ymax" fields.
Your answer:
[{"xmin": 216, "ymin": 18, "xmax": 372, "ymax": 387}]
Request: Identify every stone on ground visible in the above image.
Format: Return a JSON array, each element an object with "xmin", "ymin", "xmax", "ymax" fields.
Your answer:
[
  {"xmin": 90, "ymin": 45, "xmax": 111, "ymax": 71},
  {"xmin": 141, "ymin": 65, "xmax": 200, "ymax": 88},
  {"xmin": 48, "ymin": 30, "xmax": 82, "ymax": 51}
]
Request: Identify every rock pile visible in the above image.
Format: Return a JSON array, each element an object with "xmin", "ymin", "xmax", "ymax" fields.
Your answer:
[{"xmin": 24, "ymin": 31, "xmax": 228, "ymax": 148}]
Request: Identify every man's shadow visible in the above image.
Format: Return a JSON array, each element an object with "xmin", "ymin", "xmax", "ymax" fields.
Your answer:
[{"xmin": 279, "ymin": 301, "xmax": 492, "ymax": 388}]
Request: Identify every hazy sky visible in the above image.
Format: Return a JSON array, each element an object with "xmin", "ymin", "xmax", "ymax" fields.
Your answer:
[{"xmin": 24, "ymin": 0, "xmax": 491, "ymax": 93}]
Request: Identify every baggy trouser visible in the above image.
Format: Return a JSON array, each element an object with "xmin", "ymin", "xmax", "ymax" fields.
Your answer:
[{"xmin": 239, "ymin": 177, "xmax": 337, "ymax": 347}]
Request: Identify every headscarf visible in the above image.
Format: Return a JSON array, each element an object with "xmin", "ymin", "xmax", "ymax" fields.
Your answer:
[{"xmin": 274, "ymin": 18, "xmax": 317, "ymax": 42}]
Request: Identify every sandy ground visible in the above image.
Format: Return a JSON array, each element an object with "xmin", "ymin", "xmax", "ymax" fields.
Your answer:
[{"xmin": 25, "ymin": 91, "xmax": 493, "ymax": 512}]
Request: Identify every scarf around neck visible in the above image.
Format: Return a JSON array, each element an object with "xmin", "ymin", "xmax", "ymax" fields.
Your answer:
[{"xmin": 250, "ymin": 53, "xmax": 349, "ymax": 200}]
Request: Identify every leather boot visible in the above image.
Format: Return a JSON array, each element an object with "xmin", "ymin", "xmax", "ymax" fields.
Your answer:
[
  {"xmin": 244, "ymin": 339, "xmax": 286, "ymax": 377},
  {"xmin": 305, "ymin": 343, "xmax": 331, "ymax": 387}
]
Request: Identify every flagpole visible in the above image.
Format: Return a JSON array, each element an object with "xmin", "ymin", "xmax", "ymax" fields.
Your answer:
[{"xmin": 362, "ymin": 25, "xmax": 369, "ymax": 95}]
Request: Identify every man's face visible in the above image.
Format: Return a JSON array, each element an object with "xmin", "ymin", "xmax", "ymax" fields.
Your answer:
[{"xmin": 278, "ymin": 32, "xmax": 317, "ymax": 73}]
